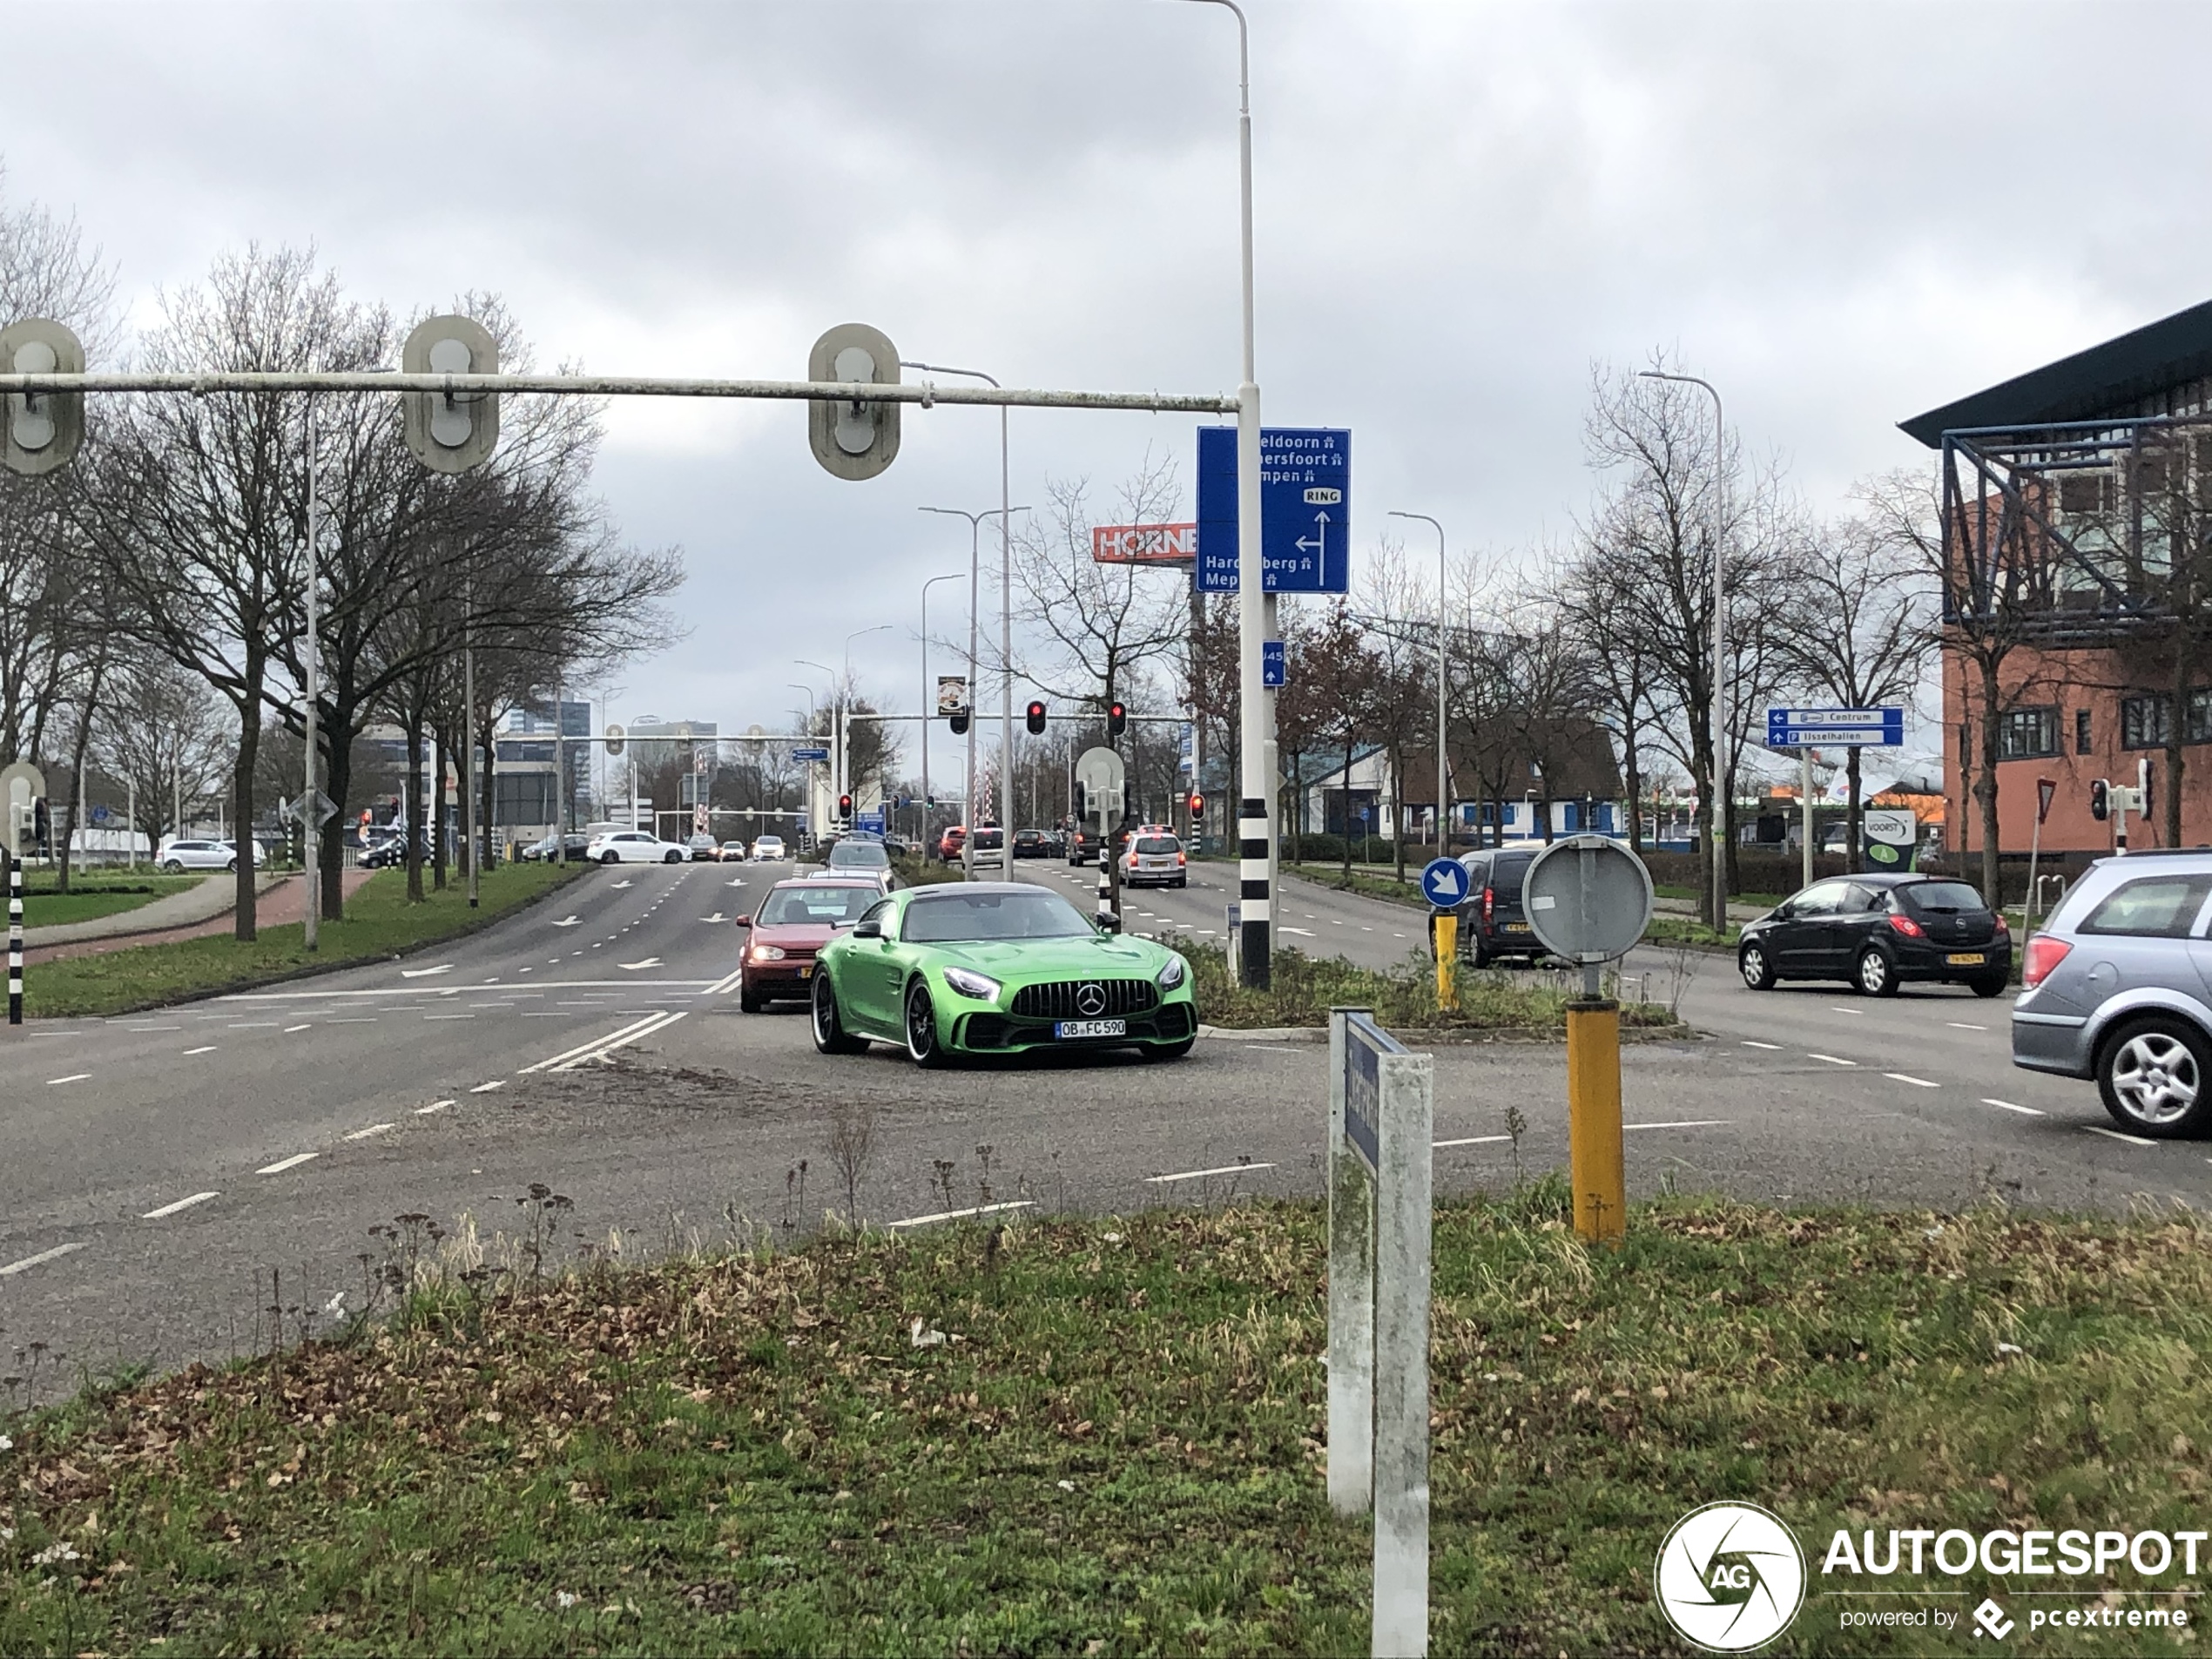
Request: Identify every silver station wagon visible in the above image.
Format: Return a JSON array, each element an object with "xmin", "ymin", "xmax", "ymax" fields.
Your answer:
[{"xmin": 2011, "ymin": 851, "xmax": 2212, "ymax": 1136}]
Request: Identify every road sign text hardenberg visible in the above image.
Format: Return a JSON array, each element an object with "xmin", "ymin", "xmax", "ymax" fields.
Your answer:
[{"xmin": 1328, "ymin": 1008, "xmax": 1434, "ymax": 1657}]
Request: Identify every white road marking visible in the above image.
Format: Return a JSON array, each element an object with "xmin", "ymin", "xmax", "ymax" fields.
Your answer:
[
  {"xmin": 1983, "ymin": 1098, "xmax": 2045, "ymax": 1116},
  {"xmin": 400, "ymin": 963, "xmax": 455, "ymax": 979},
  {"xmin": 343, "ymin": 1123, "xmax": 396, "ymax": 1140},
  {"xmin": 1281, "ymin": 926, "xmax": 1316, "ymax": 936},
  {"xmin": 1806, "ymin": 1053, "xmax": 1857, "ymax": 1067},
  {"xmin": 415, "ymin": 1099, "xmax": 455, "ymax": 1115},
  {"xmin": 1741, "ymin": 1040, "xmax": 1783, "ymax": 1050},
  {"xmin": 1433, "ymin": 1135, "xmax": 1512, "ymax": 1149},
  {"xmin": 183, "ymin": 1045, "xmax": 218, "ymax": 1055},
  {"xmin": 141, "ymin": 1191, "xmax": 219, "ymax": 1219},
  {"xmin": 703, "ymin": 968, "xmax": 746, "ymax": 996},
  {"xmin": 1624, "ymin": 1120, "xmax": 1730, "ymax": 1131},
  {"xmin": 1830, "ymin": 1007, "xmax": 1864, "ymax": 1016},
  {"xmin": 2086, "ymin": 1125, "xmax": 2157, "ymax": 1146},
  {"xmin": 255, "ymin": 1152, "xmax": 318, "ymax": 1175},
  {"xmin": 551, "ymin": 915, "xmax": 582, "ymax": 927},
  {"xmin": 423, "ymin": 1013, "xmax": 475, "ymax": 1021},
  {"xmin": 0, "ymin": 1242, "xmax": 84, "ymax": 1277},
  {"xmin": 283, "ymin": 1023, "xmax": 312, "ymax": 1033},
  {"xmin": 700, "ymin": 913, "xmax": 726, "ymax": 923},
  {"xmin": 227, "ymin": 1022, "xmax": 279, "ymax": 1029},
  {"xmin": 123, "ymin": 1023, "xmax": 182, "ymax": 1031},
  {"xmin": 1147, "ymin": 1162, "xmax": 1278, "ymax": 1184},
  {"xmin": 1885, "ymin": 1073, "xmax": 1940, "ymax": 1089},
  {"xmin": 44, "ymin": 1073, "xmax": 91, "ymax": 1085},
  {"xmin": 469, "ymin": 1080, "xmax": 506, "ymax": 1093},
  {"xmin": 1946, "ymin": 1022, "xmax": 1988, "ymax": 1031},
  {"xmin": 887, "ymin": 1199, "xmax": 1035, "ymax": 1231},
  {"xmin": 610, "ymin": 879, "xmax": 633, "ymax": 889},
  {"xmin": 327, "ymin": 1017, "xmax": 376, "ymax": 1024},
  {"xmin": 618, "ymin": 957, "xmax": 664, "ymax": 970}
]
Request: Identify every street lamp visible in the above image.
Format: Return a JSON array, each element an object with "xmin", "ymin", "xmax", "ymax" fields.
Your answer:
[
  {"xmin": 787, "ymin": 682, "xmax": 818, "ymax": 840},
  {"xmin": 921, "ymin": 504, "xmax": 1027, "ymax": 830},
  {"xmin": 1388, "ymin": 510, "xmax": 1448, "ymax": 852},
  {"xmin": 1180, "ymin": 0, "xmax": 1270, "ymax": 988},
  {"xmin": 844, "ymin": 623, "xmax": 893, "ymax": 826},
  {"xmin": 1637, "ymin": 369, "xmax": 1728, "ymax": 930},
  {"xmin": 919, "ymin": 571, "xmax": 964, "ymax": 840},
  {"xmin": 796, "ymin": 658, "xmax": 837, "ymax": 817}
]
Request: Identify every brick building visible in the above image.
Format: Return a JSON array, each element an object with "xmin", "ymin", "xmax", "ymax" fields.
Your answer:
[{"xmin": 1902, "ymin": 298, "xmax": 2212, "ymax": 861}]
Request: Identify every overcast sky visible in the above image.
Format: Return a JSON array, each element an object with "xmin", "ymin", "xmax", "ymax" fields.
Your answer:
[{"xmin": 8, "ymin": 1, "xmax": 2209, "ymax": 779}]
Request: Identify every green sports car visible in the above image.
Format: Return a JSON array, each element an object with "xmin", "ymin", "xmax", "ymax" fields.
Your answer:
[{"xmin": 810, "ymin": 882, "xmax": 1198, "ymax": 1065}]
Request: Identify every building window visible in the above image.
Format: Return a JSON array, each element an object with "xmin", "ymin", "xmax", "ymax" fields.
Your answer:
[
  {"xmin": 2190, "ymin": 690, "xmax": 2212, "ymax": 745},
  {"xmin": 2122, "ymin": 695, "xmax": 2173, "ymax": 751},
  {"xmin": 2075, "ymin": 708, "xmax": 2093, "ymax": 754},
  {"xmin": 1996, "ymin": 706, "xmax": 2058, "ymax": 760}
]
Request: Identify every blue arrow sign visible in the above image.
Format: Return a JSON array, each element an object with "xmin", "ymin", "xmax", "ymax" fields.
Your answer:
[
  {"xmin": 1194, "ymin": 425, "xmax": 1352, "ymax": 594},
  {"xmin": 1764, "ymin": 706, "xmax": 1905, "ymax": 748},
  {"xmin": 1420, "ymin": 856, "xmax": 1469, "ymax": 907},
  {"xmin": 1261, "ymin": 640, "xmax": 1286, "ymax": 686},
  {"xmin": 792, "ymin": 745, "xmax": 830, "ymax": 762}
]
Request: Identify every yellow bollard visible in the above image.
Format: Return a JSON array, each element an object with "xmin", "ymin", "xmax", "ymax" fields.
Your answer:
[
  {"xmin": 1433, "ymin": 912, "xmax": 1457, "ymax": 1009},
  {"xmin": 1565, "ymin": 997, "xmax": 1625, "ymax": 1246}
]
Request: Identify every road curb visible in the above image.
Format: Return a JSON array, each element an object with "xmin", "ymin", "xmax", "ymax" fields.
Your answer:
[{"xmin": 1199, "ymin": 1021, "xmax": 1696, "ymax": 1046}]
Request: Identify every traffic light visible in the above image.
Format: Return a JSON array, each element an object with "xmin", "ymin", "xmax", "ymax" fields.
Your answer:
[
  {"xmin": 1026, "ymin": 699, "xmax": 1048, "ymax": 735},
  {"xmin": 1106, "ymin": 701, "xmax": 1127, "ymax": 738},
  {"xmin": 807, "ymin": 322, "xmax": 900, "ymax": 481},
  {"xmin": 838, "ymin": 793, "xmax": 853, "ymax": 822},
  {"xmin": 1189, "ymin": 793, "xmax": 1204, "ymax": 824},
  {"xmin": 2090, "ymin": 779, "xmax": 2109, "ymax": 821},
  {"xmin": 402, "ymin": 314, "xmax": 500, "ymax": 474},
  {"xmin": 1, "ymin": 319, "xmax": 85, "ymax": 476},
  {"xmin": 948, "ymin": 708, "xmax": 969, "ymax": 735},
  {"xmin": 1073, "ymin": 782, "xmax": 1088, "ymax": 819}
]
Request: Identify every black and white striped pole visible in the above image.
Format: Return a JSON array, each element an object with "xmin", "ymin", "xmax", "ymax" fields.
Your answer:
[
  {"xmin": 1, "ymin": 764, "xmax": 45, "ymax": 1027},
  {"xmin": 7, "ymin": 842, "xmax": 22, "ymax": 1026}
]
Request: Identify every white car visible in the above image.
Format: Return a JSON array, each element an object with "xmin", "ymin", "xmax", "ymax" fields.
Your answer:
[
  {"xmin": 584, "ymin": 830, "xmax": 688, "ymax": 866},
  {"xmin": 158, "ymin": 838, "xmax": 260, "ymax": 873},
  {"xmin": 752, "ymin": 836, "xmax": 787, "ymax": 862}
]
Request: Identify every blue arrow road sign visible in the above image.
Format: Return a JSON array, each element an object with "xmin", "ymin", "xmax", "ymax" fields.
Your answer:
[
  {"xmin": 792, "ymin": 745, "xmax": 830, "ymax": 762},
  {"xmin": 1194, "ymin": 425, "xmax": 1352, "ymax": 593},
  {"xmin": 1420, "ymin": 856, "xmax": 1469, "ymax": 908},
  {"xmin": 1764, "ymin": 706, "xmax": 1905, "ymax": 748},
  {"xmin": 1262, "ymin": 640, "xmax": 1286, "ymax": 686}
]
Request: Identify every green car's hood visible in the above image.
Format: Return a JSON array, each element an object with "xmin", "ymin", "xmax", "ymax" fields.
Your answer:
[{"xmin": 923, "ymin": 934, "xmax": 1173, "ymax": 981}]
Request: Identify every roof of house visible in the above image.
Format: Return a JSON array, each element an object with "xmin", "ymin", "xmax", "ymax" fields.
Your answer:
[
  {"xmin": 1404, "ymin": 715, "xmax": 1624, "ymax": 806},
  {"xmin": 1899, "ymin": 296, "xmax": 2212, "ymax": 447}
]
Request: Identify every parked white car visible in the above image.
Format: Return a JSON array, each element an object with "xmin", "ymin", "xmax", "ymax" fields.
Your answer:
[
  {"xmin": 158, "ymin": 838, "xmax": 260, "ymax": 873},
  {"xmin": 752, "ymin": 835, "xmax": 788, "ymax": 862},
  {"xmin": 584, "ymin": 830, "xmax": 688, "ymax": 866}
]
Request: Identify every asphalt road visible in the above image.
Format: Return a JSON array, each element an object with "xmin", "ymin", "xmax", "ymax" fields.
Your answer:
[{"xmin": 0, "ymin": 852, "xmax": 2196, "ymax": 1403}]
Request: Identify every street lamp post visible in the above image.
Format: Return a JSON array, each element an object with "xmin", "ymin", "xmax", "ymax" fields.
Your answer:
[
  {"xmin": 301, "ymin": 406, "xmax": 322, "ymax": 951},
  {"xmin": 787, "ymin": 683, "xmax": 818, "ymax": 843},
  {"xmin": 919, "ymin": 570, "xmax": 964, "ymax": 843},
  {"xmin": 1638, "ymin": 370, "xmax": 1728, "ymax": 930},
  {"xmin": 1389, "ymin": 511, "xmax": 1448, "ymax": 852},
  {"xmin": 921, "ymin": 504, "xmax": 1026, "ymax": 834},
  {"xmin": 843, "ymin": 624, "xmax": 893, "ymax": 826},
  {"xmin": 796, "ymin": 659, "xmax": 837, "ymax": 821},
  {"xmin": 1182, "ymin": 0, "xmax": 1270, "ymax": 987}
]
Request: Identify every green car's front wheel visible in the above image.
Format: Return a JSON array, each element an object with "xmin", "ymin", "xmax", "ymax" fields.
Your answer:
[
  {"xmin": 905, "ymin": 981, "xmax": 950, "ymax": 1069},
  {"xmin": 812, "ymin": 973, "xmax": 867, "ymax": 1055}
]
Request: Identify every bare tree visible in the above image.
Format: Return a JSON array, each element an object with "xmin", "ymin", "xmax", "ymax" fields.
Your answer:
[{"xmin": 90, "ymin": 659, "xmax": 233, "ymax": 857}]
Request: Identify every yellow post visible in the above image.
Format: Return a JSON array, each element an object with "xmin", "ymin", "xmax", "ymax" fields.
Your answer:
[
  {"xmin": 1433, "ymin": 912, "xmax": 1457, "ymax": 1008},
  {"xmin": 1564, "ymin": 997, "xmax": 1625, "ymax": 1245}
]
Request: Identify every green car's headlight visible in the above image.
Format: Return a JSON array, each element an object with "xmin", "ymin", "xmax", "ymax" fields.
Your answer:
[
  {"xmin": 1156, "ymin": 954, "xmax": 1187, "ymax": 991},
  {"xmin": 943, "ymin": 967, "xmax": 1003, "ymax": 1001}
]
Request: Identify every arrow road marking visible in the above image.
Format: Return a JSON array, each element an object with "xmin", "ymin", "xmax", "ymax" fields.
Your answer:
[
  {"xmin": 700, "ymin": 913, "xmax": 726, "ymax": 924},
  {"xmin": 610, "ymin": 879, "xmax": 634, "ymax": 889},
  {"xmin": 400, "ymin": 963, "xmax": 454, "ymax": 979},
  {"xmin": 551, "ymin": 915, "xmax": 582, "ymax": 927},
  {"xmin": 618, "ymin": 957, "xmax": 664, "ymax": 971}
]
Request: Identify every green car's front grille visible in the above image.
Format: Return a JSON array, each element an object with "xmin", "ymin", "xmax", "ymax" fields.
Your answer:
[
  {"xmin": 959, "ymin": 1001, "xmax": 1193, "ymax": 1051},
  {"xmin": 1008, "ymin": 977, "xmax": 1162, "ymax": 1020}
]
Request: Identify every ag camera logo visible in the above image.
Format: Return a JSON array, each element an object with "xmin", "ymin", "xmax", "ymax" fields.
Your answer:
[{"xmin": 1656, "ymin": 1501, "xmax": 1807, "ymax": 1651}]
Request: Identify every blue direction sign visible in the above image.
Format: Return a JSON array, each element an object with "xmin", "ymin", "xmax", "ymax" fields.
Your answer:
[
  {"xmin": 791, "ymin": 745, "xmax": 830, "ymax": 762},
  {"xmin": 856, "ymin": 811, "xmax": 886, "ymax": 834},
  {"xmin": 1194, "ymin": 424, "xmax": 1352, "ymax": 593},
  {"xmin": 1765, "ymin": 706, "xmax": 1905, "ymax": 749},
  {"xmin": 1419, "ymin": 856, "xmax": 1470, "ymax": 908},
  {"xmin": 1262, "ymin": 639, "xmax": 1286, "ymax": 686}
]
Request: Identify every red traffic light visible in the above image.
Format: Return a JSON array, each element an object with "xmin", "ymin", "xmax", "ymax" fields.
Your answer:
[
  {"xmin": 1189, "ymin": 794, "xmax": 1204, "ymax": 821},
  {"xmin": 1107, "ymin": 700, "xmax": 1128, "ymax": 738},
  {"xmin": 838, "ymin": 793, "xmax": 853, "ymax": 816},
  {"xmin": 1025, "ymin": 699, "xmax": 1048, "ymax": 735}
]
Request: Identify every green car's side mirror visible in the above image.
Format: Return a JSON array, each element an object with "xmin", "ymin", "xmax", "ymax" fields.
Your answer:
[{"xmin": 853, "ymin": 919, "xmax": 883, "ymax": 939}]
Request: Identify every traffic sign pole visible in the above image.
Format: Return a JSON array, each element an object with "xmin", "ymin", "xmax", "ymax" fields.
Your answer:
[{"xmin": 7, "ymin": 843, "xmax": 22, "ymax": 1026}]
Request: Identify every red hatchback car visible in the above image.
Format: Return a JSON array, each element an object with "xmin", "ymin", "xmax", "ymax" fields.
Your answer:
[{"xmin": 734, "ymin": 878, "xmax": 881, "ymax": 1012}]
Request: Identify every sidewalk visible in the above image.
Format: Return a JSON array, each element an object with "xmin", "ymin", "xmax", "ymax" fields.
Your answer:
[
  {"xmin": 25, "ymin": 870, "xmax": 375, "ymax": 967},
  {"xmin": 23, "ymin": 872, "xmax": 282, "ymax": 948}
]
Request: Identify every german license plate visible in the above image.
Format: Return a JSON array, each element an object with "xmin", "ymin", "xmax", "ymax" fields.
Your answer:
[
  {"xmin": 1506, "ymin": 921, "xmax": 1531, "ymax": 933},
  {"xmin": 1946, "ymin": 952, "xmax": 1985, "ymax": 966},
  {"xmin": 798, "ymin": 964, "xmax": 813, "ymax": 978},
  {"xmin": 1055, "ymin": 1018, "xmax": 1127, "ymax": 1039}
]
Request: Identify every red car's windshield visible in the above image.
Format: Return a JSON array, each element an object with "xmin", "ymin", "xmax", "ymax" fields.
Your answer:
[{"xmin": 757, "ymin": 886, "xmax": 876, "ymax": 927}]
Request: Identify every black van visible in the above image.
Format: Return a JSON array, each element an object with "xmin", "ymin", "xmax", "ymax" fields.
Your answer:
[{"xmin": 1453, "ymin": 847, "xmax": 1546, "ymax": 966}]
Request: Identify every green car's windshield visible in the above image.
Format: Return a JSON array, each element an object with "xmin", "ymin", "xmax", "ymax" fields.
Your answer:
[
  {"xmin": 757, "ymin": 886, "xmax": 877, "ymax": 926},
  {"xmin": 902, "ymin": 888, "xmax": 1096, "ymax": 943}
]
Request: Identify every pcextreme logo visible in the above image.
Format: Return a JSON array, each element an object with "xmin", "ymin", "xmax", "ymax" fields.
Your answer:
[{"xmin": 1655, "ymin": 1501, "xmax": 1809, "ymax": 1652}]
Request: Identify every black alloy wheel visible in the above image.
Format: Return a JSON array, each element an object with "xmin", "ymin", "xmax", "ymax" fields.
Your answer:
[
  {"xmin": 601, "ymin": 851, "xmax": 621, "ymax": 865},
  {"xmin": 811, "ymin": 973, "xmax": 866, "ymax": 1055},
  {"xmin": 904, "ymin": 981, "xmax": 948, "ymax": 1069}
]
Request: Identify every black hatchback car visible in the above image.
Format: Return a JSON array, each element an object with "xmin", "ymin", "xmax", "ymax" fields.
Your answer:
[
  {"xmin": 1453, "ymin": 846, "xmax": 1545, "ymax": 967},
  {"xmin": 1737, "ymin": 873, "xmax": 2012, "ymax": 997}
]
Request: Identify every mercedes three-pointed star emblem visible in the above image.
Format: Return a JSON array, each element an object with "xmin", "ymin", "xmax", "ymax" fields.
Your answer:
[{"xmin": 1076, "ymin": 982, "xmax": 1107, "ymax": 1016}]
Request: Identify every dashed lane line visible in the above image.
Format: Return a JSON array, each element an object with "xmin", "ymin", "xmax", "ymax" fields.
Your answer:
[
  {"xmin": 1741, "ymin": 1041, "xmax": 1782, "ymax": 1050},
  {"xmin": 416, "ymin": 1099, "xmax": 455, "ymax": 1115},
  {"xmin": 1885, "ymin": 1073, "xmax": 1940, "ymax": 1089},
  {"xmin": 1434, "ymin": 1135, "xmax": 1512, "ymax": 1149},
  {"xmin": 343, "ymin": 1123, "xmax": 397, "ymax": 1141},
  {"xmin": 1948, "ymin": 1022, "xmax": 1989, "ymax": 1031},
  {"xmin": 284, "ymin": 1023, "xmax": 312, "ymax": 1033},
  {"xmin": 0, "ymin": 1242, "xmax": 85, "ymax": 1278},
  {"xmin": 1146, "ymin": 1162, "xmax": 1278, "ymax": 1184},
  {"xmin": 887, "ymin": 1199, "xmax": 1035, "ymax": 1231},
  {"xmin": 142, "ymin": 1191, "xmax": 219, "ymax": 1219},
  {"xmin": 183, "ymin": 1045, "xmax": 218, "ymax": 1056},
  {"xmin": 1624, "ymin": 1120, "xmax": 1730, "ymax": 1131},
  {"xmin": 44, "ymin": 1073, "xmax": 91, "ymax": 1085},
  {"xmin": 469, "ymin": 1080, "xmax": 506, "ymax": 1093},
  {"xmin": 227, "ymin": 1022, "xmax": 279, "ymax": 1029},
  {"xmin": 1806, "ymin": 1053, "xmax": 1857, "ymax": 1067},
  {"xmin": 1983, "ymin": 1098, "xmax": 2045, "ymax": 1116},
  {"xmin": 256, "ymin": 1152, "xmax": 318, "ymax": 1175},
  {"xmin": 2085, "ymin": 1125, "xmax": 2157, "ymax": 1147}
]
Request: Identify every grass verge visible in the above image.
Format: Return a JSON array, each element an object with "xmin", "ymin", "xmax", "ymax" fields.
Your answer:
[
  {"xmin": 24, "ymin": 861, "xmax": 584, "ymax": 1018},
  {"xmin": 890, "ymin": 853, "xmax": 963, "ymax": 889},
  {"xmin": 1181, "ymin": 938, "xmax": 1679, "ymax": 1033},
  {"xmin": 4, "ymin": 1193, "xmax": 2207, "ymax": 1655}
]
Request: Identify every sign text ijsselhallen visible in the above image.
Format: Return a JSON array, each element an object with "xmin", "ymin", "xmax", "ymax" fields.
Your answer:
[{"xmin": 1195, "ymin": 424, "xmax": 1352, "ymax": 594}]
